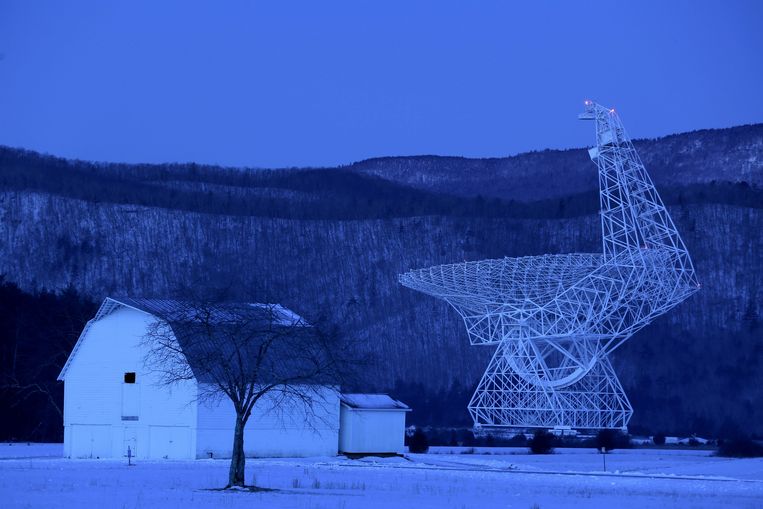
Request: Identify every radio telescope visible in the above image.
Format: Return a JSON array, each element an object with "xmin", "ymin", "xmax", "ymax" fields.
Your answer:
[{"xmin": 399, "ymin": 101, "xmax": 699, "ymax": 430}]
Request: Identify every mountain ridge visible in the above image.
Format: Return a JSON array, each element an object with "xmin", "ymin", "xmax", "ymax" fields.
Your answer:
[{"xmin": 0, "ymin": 122, "xmax": 760, "ymax": 437}]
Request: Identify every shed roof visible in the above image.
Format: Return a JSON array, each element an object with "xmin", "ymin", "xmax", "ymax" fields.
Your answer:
[{"xmin": 340, "ymin": 393, "xmax": 410, "ymax": 411}]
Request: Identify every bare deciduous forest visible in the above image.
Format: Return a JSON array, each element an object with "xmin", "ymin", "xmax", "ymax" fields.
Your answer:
[{"xmin": 1, "ymin": 123, "xmax": 761, "ymax": 440}]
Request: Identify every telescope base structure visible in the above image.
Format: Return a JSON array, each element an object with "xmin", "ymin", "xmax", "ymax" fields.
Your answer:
[{"xmin": 468, "ymin": 340, "xmax": 633, "ymax": 430}]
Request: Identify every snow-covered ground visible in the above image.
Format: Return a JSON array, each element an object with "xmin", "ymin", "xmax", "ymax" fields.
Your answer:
[{"xmin": 1, "ymin": 443, "xmax": 761, "ymax": 508}]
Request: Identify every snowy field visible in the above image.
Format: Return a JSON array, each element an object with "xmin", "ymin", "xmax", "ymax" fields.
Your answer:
[{"xmin": 1, "ymin": 443, "xmax": 762, "ymax": 508}]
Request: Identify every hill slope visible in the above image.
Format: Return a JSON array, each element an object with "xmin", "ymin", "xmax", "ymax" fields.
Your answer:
[{"xmin": 0, "ymin": 123, "xmax": 761, "ymax": 436}]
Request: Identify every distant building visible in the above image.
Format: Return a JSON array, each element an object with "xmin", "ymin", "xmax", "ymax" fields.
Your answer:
[
  {"xmin": 338, "ymin": 394, "xmax": 410, "ymax": 455},
  {"xmin": 57, "ymin": 297, "xmax": 339, "ymax": 460}
]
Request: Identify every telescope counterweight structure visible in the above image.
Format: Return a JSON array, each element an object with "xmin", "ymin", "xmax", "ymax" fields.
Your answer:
[{"xmin": 399, "ymin": 101, "xmax": 699, "ymax": 430}]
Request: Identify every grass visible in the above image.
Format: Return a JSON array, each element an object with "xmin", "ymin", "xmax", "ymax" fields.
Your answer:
[
  {"xmin": 291, "ymin": 476, "xmax": 366, "ymax": 491},
  {"xmin": 204, "ymin": 485, "xmax": 276, "ymax": 493}
]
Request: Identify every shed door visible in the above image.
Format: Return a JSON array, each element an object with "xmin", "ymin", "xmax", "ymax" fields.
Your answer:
[
  {"xmin": 149, "ymin": 426, "xmax": 191, "ymax": 459},
  {"xmin": 70, "ymin": 424, "xmax": 112, "ymax": 459}
]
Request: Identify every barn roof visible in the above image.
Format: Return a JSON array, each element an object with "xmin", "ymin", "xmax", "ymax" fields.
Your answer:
[
  {"xmin": 116, "ymin": 297, "xmax": 304, "ymax": 326},
  {"xmin": 57, "ymin": 296, "xmax": 307, "ymax": 381},
  {"xmin": 340, "ymin": 393, "xmax": 410, "ymax": 411}
]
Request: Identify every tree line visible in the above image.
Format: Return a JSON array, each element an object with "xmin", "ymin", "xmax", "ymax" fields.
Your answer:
[
  {"xmin": 0, "ymin": 279, "xmax": 96, "ymax": 441},
  {"xmin": 0, "ymin": 146, "xmax": 759, "ymax": 222}
]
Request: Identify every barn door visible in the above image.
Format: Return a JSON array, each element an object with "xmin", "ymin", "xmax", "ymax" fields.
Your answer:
[
  {"xmin": 123, "ymin": 427, "xmax": 138, "ymax": 458},
  {"xmin": 70, "ymin": 424, "xmax": 112, "ymax": 459},
  {"xmin": 149, "ymin": 426, "xmax": 191, "ymax": 459}
]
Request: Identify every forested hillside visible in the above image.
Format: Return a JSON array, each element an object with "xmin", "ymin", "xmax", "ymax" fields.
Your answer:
[
  {"xmin": 0, "ymin": 123, "xmax": 761, "ymax": 439},
  {"xmin": 350, "ymin": 124, "xmax": 763, "ymax": 201}
]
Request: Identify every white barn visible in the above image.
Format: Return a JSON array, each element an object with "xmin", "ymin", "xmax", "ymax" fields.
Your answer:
[
  {"xmin": 338, "ymin": 394, "xmax": 410, "ymax": 455},
  {"xmin": 57, "ymin": 297, "xmax": 340, "ymax": 460}
]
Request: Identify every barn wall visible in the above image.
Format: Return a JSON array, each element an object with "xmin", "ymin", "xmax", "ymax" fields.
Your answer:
[
  {"xmin": 62, "ymin": 307, "xmax": 198, "ymax": 459},
  {"xmin": 338, "ymin": 407, "xmax": 407, "ymax": 453},
  {"xmin": 196, "ymin": 385, "xmax": 340, "ymax": 458}
]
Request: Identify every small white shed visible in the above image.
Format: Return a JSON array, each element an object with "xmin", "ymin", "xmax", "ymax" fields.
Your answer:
[
  {"xmin": 338, "ymin": 394, "xmax": 410, "ymax": 455},
  {"xmin": 58, "ymin": 297, "xmax": 340, "ymax": 460}
]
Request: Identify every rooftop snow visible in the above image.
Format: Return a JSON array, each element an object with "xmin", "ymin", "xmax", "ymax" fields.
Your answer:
[{"xmin": 340, "ymin": 393, "xmax": 410, "ymax": 410}]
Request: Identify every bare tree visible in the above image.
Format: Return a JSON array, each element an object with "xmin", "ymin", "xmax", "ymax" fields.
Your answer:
[{"xmin": 141, "ymin": 294, "xmax": 363, "ymax": 488}]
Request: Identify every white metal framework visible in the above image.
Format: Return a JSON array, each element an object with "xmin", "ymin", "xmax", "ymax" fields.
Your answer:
[{"xmin": 399, "ymin": 101, "xmax": 699, "ymax": 430}]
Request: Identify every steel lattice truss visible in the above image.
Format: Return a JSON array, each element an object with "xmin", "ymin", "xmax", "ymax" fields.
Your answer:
[{"xmin": 399, "ymin": 101, "xmax": 699, "ymax": 430}]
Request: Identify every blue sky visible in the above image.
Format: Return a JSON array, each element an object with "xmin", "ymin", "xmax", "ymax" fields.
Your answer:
[{"xmin": 0, "ymin": 1, "xmax": 761, "ymax": 168}]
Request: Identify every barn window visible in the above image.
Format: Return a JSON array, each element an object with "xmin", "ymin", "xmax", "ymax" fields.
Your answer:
[{"xmin": 124, "ymin": 372, "xmax": 136, "ymax": 384}]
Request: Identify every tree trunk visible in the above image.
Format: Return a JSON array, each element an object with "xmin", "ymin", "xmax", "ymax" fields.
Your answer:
[{"xmin": 228, "ymin": 414, "xmax": 246, "ymax": 487}]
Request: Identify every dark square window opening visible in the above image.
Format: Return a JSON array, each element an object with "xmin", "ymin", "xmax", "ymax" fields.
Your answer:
[{"xmin": 124, "ymin": 372, "xmax": 136, "ymax": 384}]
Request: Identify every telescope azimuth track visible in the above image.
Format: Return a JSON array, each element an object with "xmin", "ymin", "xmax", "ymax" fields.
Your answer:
[{"xmin": 399, "ymin": 101, "xmax": 699, "ymax": 431}]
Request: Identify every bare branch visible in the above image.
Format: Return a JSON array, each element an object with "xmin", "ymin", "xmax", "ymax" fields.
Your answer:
[{"xmin": 139, "ymin": 289, "xmax": 370, "ymax": 488}]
